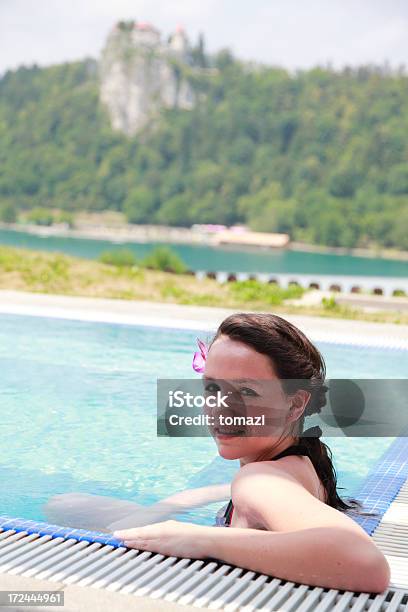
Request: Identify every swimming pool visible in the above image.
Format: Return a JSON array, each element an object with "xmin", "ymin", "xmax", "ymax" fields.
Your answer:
[{"xmin": 0, "ymin": 313, "xmax": 406, "ymax": 527}]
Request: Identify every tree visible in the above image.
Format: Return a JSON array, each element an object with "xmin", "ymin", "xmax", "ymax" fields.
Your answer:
[
  {"xmin": 1, "ymin": 59, "xmax": 407, "ymax": 250},
  {"xmin": 387, "ymin": 164, "xmax": 408, "ymax": 195},
  {"xmin": 191, "ymin": 32, "xmax": 207, "ymax": 68},
  {"xmin": 0, "ymin": 201, "xmax": 16, "ymax": 223},
  {"xmin": 155, "ymin": 194, "xmax": 190, "ymax": 226},
  {"xmin": 328, "ymin": 168, "xmax": 361, "ymax": 198},
  {"xmin": 124, "ymin": 187, "xmax": 156, "ymax": 224}
]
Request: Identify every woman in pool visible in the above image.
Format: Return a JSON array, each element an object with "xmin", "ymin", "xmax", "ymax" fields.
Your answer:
[
  {"xmin": 45, "ymin": 312, "xmax": 390, "ymax": 593},
  {"xmin": 112, "ymin": 312, "xmax": 390, "ymax": 593}
]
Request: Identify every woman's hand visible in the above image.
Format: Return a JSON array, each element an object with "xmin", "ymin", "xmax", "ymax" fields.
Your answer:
[{"xmin": 113, "ymin": 520, "xmax": 211, "ymax": 559}]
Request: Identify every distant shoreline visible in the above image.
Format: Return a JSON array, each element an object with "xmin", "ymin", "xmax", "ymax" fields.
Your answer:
[
  {"xmin": 289, "ymin": 241, "xmax": 408, "ymax": 262},
  {"xmin": 1, "ymin": 222, "xmax": 408, "ymax": 262}
]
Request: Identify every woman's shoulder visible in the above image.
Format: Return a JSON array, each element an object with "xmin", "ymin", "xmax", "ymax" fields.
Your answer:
[
  {"xmin": 229, "ymin": 459, "xmax": 326, "ymax": 531},
  {"xmin": 232, "ymin": 455, "xmax": 325, "ymax": 503},
  {"xmin": 232, "ymin": 457, "xmax": 302, "ymax": 485}
]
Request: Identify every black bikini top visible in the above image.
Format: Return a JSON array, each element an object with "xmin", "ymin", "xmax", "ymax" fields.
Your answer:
[{"xmin": 223, "ymin": 442, "xmax": 313, "ymax": 526}]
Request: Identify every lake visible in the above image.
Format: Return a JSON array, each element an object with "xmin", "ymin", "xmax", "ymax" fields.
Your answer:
[{"xmin": 0, "ymin": 228, "xmax": 407, "ymax": 277}]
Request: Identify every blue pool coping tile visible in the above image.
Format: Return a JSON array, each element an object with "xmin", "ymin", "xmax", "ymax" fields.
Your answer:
[
  {"xmin": 1, "ymin": 436, "xmax": 407, "ymax": 546},
  {"xmin": 0, "ymin": 515, "xmax": 125, "ymax": 548},
  {"xmin": 352, "ymin": 436, "xmax": 408, "ymax": 535}
]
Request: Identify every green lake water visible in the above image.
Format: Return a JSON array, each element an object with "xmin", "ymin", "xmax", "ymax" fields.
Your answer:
[{"xmin": 0, "ymin": 228, "xmax": 407, "ymax": 277}]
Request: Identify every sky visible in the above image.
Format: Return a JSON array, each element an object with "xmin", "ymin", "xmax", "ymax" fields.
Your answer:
[{"xmin": 1, "ymin": 0, "xmax": 407, "ymax": 75}]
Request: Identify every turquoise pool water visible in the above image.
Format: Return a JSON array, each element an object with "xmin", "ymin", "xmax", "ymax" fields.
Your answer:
[{"xmin": 0, "ymin": 313, "xmax": 406, "ymax": 526}]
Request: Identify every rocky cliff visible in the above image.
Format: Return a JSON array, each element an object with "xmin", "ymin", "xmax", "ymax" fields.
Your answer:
[{"xmin": 99, "ymin": 21, "xmax": 196, "ymax": 136}]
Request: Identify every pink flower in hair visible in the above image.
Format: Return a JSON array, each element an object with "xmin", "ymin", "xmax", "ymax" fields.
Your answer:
[{"xmin": 192, "ymin": 338, "xmax": 208, "ymax": 373}]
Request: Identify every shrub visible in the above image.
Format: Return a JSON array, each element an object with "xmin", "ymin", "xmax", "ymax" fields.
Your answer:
[
  {"xmin": 321, "ymin": 295, "xmax": 338, "ymax": 310},
  {"xmin": 229, "ymin": 279, "xmax": 304, "ymax": 305},
  {"xmin": 141, "ymin": 247, "xmax": 187, "ymax": 273},
  {"xmin": 99, "ymin": 249, "xmax": 138, "ymax": 267},
  {"xmin": 56, "ymin": 211, "xmax": 75, "ymax": 228},
  {"xmin": 27, "ymin": 207, "xmax": 54, "ymax": 226}
]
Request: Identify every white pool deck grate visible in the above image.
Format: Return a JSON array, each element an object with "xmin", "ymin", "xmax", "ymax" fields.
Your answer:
[
  {"xmin": 0, "ymin": 522, "xmax": 407, "ymax": 612},
  {"xmin": 1, "ymin": 437, "xmax": 408, "ymax": 610},
  {"xmin": 0, "ymin": 529, "xmax": 407, "ymax": 612},
  {"xmin": 371, "ymin": 480, "xmax": 408, "ymax": 593}
]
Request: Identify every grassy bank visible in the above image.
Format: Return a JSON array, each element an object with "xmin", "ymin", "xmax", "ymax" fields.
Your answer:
[{"xmin": 0, "ymin": 245, "xmax": 407, "ymax": 324}]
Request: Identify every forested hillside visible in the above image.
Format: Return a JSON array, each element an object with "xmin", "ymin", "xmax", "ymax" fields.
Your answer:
[{"xmin": 0, "ymin": 53, "xmax": 407, "ymax": 249}]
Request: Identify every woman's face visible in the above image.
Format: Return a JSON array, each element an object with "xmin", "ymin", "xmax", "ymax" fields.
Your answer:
[{"xmin": 203, "ymin": 334, "xmax": 299, "ymax": 463}]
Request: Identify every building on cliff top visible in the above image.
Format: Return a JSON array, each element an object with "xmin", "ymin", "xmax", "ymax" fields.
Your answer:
[{"xmin": 100, "ymin": 20, "xmax": 197, "ymax": 135}]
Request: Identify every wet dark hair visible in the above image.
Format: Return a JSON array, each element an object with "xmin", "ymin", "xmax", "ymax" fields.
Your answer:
[{"xmin": 211, "ymin": 312, "xmax": 368, "ymax": 515}]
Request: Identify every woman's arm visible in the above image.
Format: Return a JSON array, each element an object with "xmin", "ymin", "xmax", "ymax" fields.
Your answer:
[
  {"xmin": 203, "ymin": 524, "xmax": 389, "ymax": 593},
  {"xmin": 108, "ymin": 483, "xmax": 230, "ymax": 530},
  {"xmin": 217, "ymin": 462, "xmax": 390, "ymax": 592},
  {"xmin": 114, "ymin": 464, "xmax": 390, "ymax": 593},
  {"xmin": 114, "ymin": 520, "xmax": 389, "ymax": 593},
  {"xmin": 45, "ymin": 484, "xmax": 231, "ymax": 532},
  {"xmin": 154, "ymin": 483, "xmax": 231, "ymax": 509}
]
